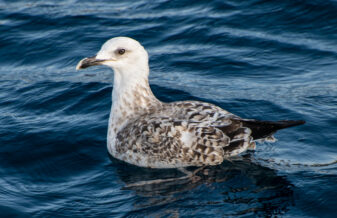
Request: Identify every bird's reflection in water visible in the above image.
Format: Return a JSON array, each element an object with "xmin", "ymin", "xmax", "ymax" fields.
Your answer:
[{"xmin": 110, "ymin": 154, "xmax": 294, "ymax": 217}]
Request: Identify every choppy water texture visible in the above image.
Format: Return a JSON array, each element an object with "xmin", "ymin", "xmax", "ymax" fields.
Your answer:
[{"xmin": 0, "ymin": 0, "xmax": 336, "ymax": 217}]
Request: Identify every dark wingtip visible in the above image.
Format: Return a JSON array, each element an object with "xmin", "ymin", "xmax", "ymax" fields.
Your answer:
[
  {"xmin": 298, "ymin": 120, "xmax": 306, "ymax": 125},
  {"xmin": 279, "ymin": 120, "xmax": 306, "ymax": 128},
  {"xmin": 241, "ymin": 119, "xmax": 306, "ymax": 140}
]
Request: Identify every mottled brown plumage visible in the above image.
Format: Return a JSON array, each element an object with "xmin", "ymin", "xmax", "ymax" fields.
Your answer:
[{"xmin": 113, "ymin": 101, "xmax": 251, "ymax": 168}]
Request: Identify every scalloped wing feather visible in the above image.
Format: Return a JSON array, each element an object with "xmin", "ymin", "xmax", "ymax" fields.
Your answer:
[{"xmin": 113, "ymin": 101, "xmax": 254, "ymax": 168}]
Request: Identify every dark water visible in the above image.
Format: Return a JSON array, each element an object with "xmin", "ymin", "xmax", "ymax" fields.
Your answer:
[{"xmin": 0, "ymin": 0, "xmax": 336, "ymax": 217}]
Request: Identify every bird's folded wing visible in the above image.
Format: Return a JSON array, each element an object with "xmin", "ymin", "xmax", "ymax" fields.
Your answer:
[{"xmin": 115, "ymin": 115, "xmax": 253, "ymax": 167}]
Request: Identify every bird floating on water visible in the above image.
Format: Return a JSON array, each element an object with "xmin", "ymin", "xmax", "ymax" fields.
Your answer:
[{"xmin": 76, "ymin": 37, "xmax": 305, "ymax": 169}]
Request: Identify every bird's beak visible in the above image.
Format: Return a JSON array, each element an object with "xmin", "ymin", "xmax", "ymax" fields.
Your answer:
[{"xmin": 76, "ymin": 56, "xmax": 116, "ymax": 70}]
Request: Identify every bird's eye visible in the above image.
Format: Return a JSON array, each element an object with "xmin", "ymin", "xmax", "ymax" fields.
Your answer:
[{"xmin": 118, "ymin": 49, "xmax": 126, "ymax": 55}]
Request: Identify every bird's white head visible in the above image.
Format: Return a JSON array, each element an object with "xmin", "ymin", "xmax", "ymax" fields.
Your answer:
[{"xmin": 76, "ymin": 37, "xmax": 149, "ymax": 78}]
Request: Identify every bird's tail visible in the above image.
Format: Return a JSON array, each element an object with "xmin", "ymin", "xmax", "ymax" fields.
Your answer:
[{"xmin": 241, "ymin": 119, "xmax": 305, "ymax": 140}]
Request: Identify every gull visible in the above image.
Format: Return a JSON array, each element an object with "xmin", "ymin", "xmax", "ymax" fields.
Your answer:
[{"xmin": 76, "ymin": 37, "xmax": 305, "ymax": 169}]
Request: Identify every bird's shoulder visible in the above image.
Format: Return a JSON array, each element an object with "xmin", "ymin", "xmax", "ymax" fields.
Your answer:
[{"xmin": 161, "ymin": 100, "xmax": 238, "ymax": 123}]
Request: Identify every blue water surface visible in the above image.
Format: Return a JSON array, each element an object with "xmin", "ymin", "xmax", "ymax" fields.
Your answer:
[{"xmin": 0, "ymin": 0, "xmax": 336, "ymax": 217}]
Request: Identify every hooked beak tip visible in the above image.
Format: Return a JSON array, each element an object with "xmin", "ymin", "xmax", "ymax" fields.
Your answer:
[
  {"xmin": 76, "ymin": 59, "xmax": 85, "ymax": 70},
  {"xmin": 76, "ymin": 56, "xmax": 103, "ymax": 70}
]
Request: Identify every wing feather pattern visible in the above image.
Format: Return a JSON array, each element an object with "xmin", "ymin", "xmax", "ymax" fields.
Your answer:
[{"xmin": 114, "ymin": 101, "xmax": 255, "ymax": 168}]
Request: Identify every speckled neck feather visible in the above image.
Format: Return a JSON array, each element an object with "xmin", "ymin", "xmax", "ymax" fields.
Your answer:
[{"xmin": 108, "ymin": 66, "xmax": 161, "ymax": 150}]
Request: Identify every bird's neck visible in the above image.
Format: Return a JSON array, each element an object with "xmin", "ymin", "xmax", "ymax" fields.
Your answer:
[{"xmin": 109, "ymin": 67, "xmax": 161, "ymax": 130}]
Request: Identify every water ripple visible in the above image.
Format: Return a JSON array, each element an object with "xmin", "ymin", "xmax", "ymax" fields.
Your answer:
[{"xmin": 0, "ymin": 0, "xmax": 336, "ymax": 217}]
